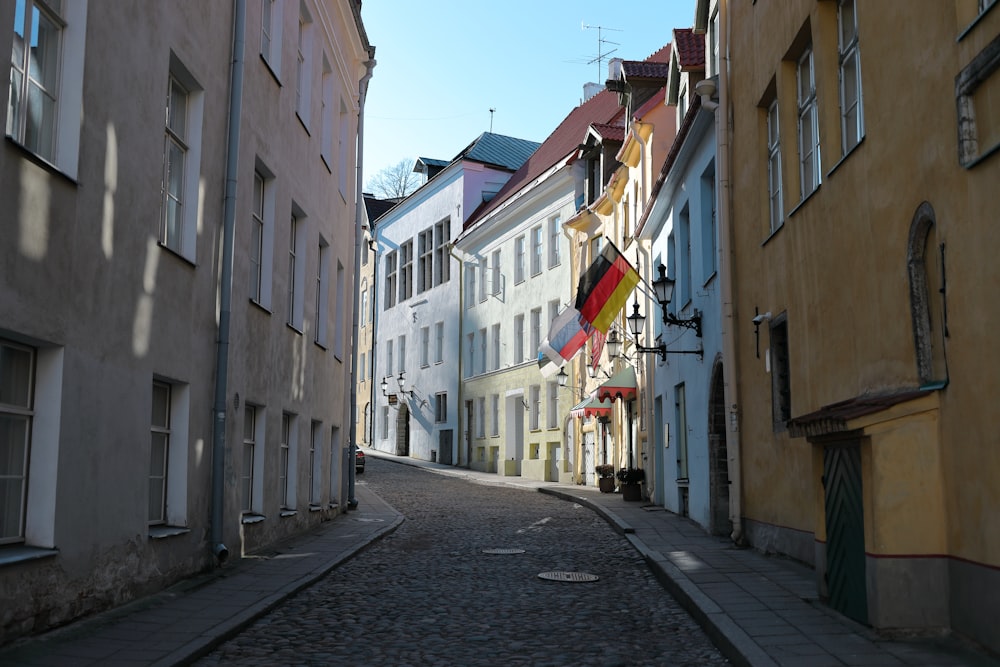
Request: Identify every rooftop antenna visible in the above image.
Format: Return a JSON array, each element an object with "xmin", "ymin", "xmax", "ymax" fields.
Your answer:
[
  {"xmin": 582, "ymin": 22, "xmax": 622, "ymax": 82},
  {"xmin": 489, "ymin": 108, "xmax": 495, "ymax": 133}
]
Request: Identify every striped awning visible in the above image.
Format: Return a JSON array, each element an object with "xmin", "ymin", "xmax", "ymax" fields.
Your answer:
[
  {"xmin": 569, "ymin": 393, "xmax": 614, "ymax": 419},
  {"xmin": 596, "ymin": 365, "xmax": 638, "ymax": 403}
]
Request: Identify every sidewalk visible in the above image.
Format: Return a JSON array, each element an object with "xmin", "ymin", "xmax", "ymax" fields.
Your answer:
[
  {"xmin": 0, "ymin": 483, "xmax": 402, "ymax": 667},
  {"xmin": 2, "ymin": 452, "xmax": 996, "ymax": 667}
]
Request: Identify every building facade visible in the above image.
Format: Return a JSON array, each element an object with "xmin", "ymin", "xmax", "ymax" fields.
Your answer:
[
  {"xmin": 725, "ymin": 0, "xmax": 1000, "ymax": 650},
  {"xmin": 371, "ymin": 133, "xmax": 538, "ymax": 466},
  {"xmin": 0, "ymin": 0, "xmax": 371, "ymax": 643}
]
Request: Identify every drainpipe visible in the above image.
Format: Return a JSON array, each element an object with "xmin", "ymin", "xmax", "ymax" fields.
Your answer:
[
  {"xmin": 447, "ymin": 242, "xmax": 465, "ymax": 466},
  {"xmin": 210, "ymin": 0, "xmax": 246, "ymax": 565},
  {"xmin": 348, "ymin": 53, "xmax": 376, "ymax": 510},
  {"xmin": 716, "ymin": 0, "xmax": 744, "ymax": 544}
]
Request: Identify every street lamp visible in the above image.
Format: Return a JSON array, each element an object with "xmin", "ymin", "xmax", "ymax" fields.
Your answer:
[
  {"xmin": 651, "ymin": 263, "xmax": 702, "ymax": 337},
  {"xmin": 380, "ymin": 377, "xmax": 388, "ymax": 397},
  {"xmin": 557, "ymin": 367, "xmax": 569, "ymax": 387}
]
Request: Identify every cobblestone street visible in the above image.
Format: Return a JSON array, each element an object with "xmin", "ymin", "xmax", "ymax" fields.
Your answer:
[{"xmin": 197, "ymin": 458, "xmax": 730, "ymax": 666}]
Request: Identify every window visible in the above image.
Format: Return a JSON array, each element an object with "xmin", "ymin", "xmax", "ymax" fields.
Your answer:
[
  {"xmin": 279, "ymin": 413, "xmax": 292, "ymax": 510},
  {"xmin": 242, "ymin": 406, "xmax": 259, "ymax": 513},
  {"xmin": 434, "ymin": 321, "xmax": 444, "ymax": 363},
  {"xmin": 478, "ymin": 328, "xmax": 487, "ymax": 375},
  {"xmin": 418, "ymin": 228, "xmax": 434, "ymax": 292},
  {"xmin": 315, "ymin": 237, "xmax": 329, "ymax": 345},
  {"xmin": 678, "ymin": 85, "xmax": 688, "ymax": 119},
  {"xmin": 530, "ymin": 308, "xmax": 541, "ymax": 359},
  {"xmin": 434, "ymin": 220, "xmax": 450, "ymax": 285},
  {"xmin": 478, "ymin": 257, "xmax": 487, "ymax": 302},
  {"xmin": 334, "ymin": 261, "xmax": 344, "ymax": 355},
  {"xmin": 295, "ymin": 4, "xmax": 313, "ymax": 126},
  {"xmin": 514, "ymin": 235, "xmax": 526, "ymax": 283},
  {"xmin": 148, "ymin": 379, "xmax": 190, "ymax": 530},
  {"xmin": 287, "ymin": 211, "xmax": 306, "ymax": 329},
  {"xmin": 260, "ymin": 0, "xmax": 283, "ymax": 75},
  {"xmin": 309, "ymin": 421, "xmax": 321, "ymax": 504},
  {"xmin": 8, "ymin": 0, "xmax": 56, "ymax": 162},
  {"xmin": 491, "ymin": 323, "xmax": 500, "ymax": 371},
  {"xmin": 770, "ymin": 317, "xmax": 791, "ymax": 430},
  {"xmin": 160, "ymin": 76, "xmax": 188, "ymax": 254},
  {"xmin": 360, "ymin": 282, "xmax": 369, "ymax": 325},
  {"xmin": 797, "ymin": 47, "xmax": 821, "ymax": 198},
  {"xmin": 1, "ymin": 341, "xmax": 33, "ymax": 543},
  {"xmin": 678, "ymin": 204, "xmax": 691, "ymax": 306},
  {"xmin": 548, "ymin": 300, "xmax": 560, "ymax": 330},
  {"xmin": 675, "ymin": 384, "xmax": 689, "ymax": 480},
  {"xmin": 359, "ymin": 352, "xmax": 366, "ymax": 381},
  {"xmin": 476, "ymin": 397, "xmax": 485, "ymax": 438},
  {"xmin": 708, "ymin": 6, "xmax": 721, "ymax": 78},
  {"xmin": 380, "ymin": 407, "xmax": 389, "ymax": 439},
  {"xmin": 514, "ymin": 314, "xmax": 525, "ymax": 363},
  {"xmin": 398, "ymin": 335, "xmax": 406, "ymax": 373},
  {"xmin": 465, "ymin": 333, "xmax": 474, "ymax": 379},
  {"xmin": 420, "ymin": 326, "xmax": 430, "ymax": 367},
  {"xmin": 530, "ymin": 225, "xmax": 543, "ymax": 276},
  {"xmin": 529, "ymin": 385, "xmax": 541, "ymax": 430},
  {"xmin": 465, "ymin": 262, "xmax": 476, "ymax": 309},
  {"xmin": 250, "ymin": 168, "xmax": 275, "ymax": 309},
  {"xmin": 320, "ymin": 55, "xmax": 334, "ymax": 168},
  {"xmin": 490, "ymin": 394, "xmax": 500, "ymax": 437},
  {"xmin": 399, "ymin": 240, "xmax": 413, "ymax": 302},
  {"xmin": 548, "ymin": 216, "xmax": 561, "ymax": 268},
  {"xmin": 546, "ymin": 381, "xmax": 558, "ymax": 429},
  {"xmin": 149, "ymin": 382, "xmax": 171, "ymax": 524},
  {"xmin": 838, "ymin": 0, "xmax": 863, "ymax": 154},
  {"xmin": 701, "ymin": 162, "xmax": 717, "ymax": 281},
  {"xmin": 491, "ymin": 249, "xmax": 502, "ymax": 295},
  {"xmin": 767, "ymin": 100, "xmax": 784, "ymax": 232},
  {"xmin": 385, "ymin": 339, "xmax": 393, "ymax": 377},
  {"xmin": 384, "ymin": 250, "xmax": 397, "ymax": 309},
  {"xmin": 435, "ymin": 393, "xmax": 448, "ymax": 423}
]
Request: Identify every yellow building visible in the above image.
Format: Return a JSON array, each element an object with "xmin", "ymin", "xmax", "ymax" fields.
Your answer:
[{"xmin": 724, "ymin": 0, "xmax": 1000, "ymax": 650}]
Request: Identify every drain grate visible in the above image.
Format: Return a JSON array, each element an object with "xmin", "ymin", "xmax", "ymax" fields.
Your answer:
[
  {"xmin": 537, "ymin": 571, "xmax": 600, "ymax": 583},
  {"xmin": 482, "ymin": 548, "xmax": 526, "ymax": 554}
]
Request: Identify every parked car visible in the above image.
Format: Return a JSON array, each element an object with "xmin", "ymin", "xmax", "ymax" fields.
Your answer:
[{"xmin": 355, "ymin": 449, "xmax": 365, "ymax": 474}]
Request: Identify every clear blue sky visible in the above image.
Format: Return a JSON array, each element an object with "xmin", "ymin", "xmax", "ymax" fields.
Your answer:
[{"xmin": 360, "ymin": 1, "xmax": 697, "ymax": 188}]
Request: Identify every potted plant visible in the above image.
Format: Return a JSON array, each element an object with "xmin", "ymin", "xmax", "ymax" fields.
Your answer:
[
  {"xmin": 616, "ymin": 467, "xmax": 645, "ymax": 501},
  {"xmin": 595, "ymin": 464, "xmax": 616, "ymax": 493}
]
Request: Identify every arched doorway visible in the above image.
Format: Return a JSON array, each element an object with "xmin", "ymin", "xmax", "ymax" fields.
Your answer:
[
  {"xmin": 708, "ymin": 360, "xmax": 730, "ymax": 536},
  {"xmin": 395, "ymin": 403, "xmax": 410, "ymax": 456}
]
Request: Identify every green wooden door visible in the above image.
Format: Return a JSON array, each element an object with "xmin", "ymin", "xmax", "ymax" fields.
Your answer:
[{"xmin": 823, "ymin": 443, "xmax": 868, "ymax": 625}]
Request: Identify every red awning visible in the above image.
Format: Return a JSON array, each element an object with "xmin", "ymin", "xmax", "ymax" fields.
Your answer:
[
  {"xmin": 570, "ymin": 393, "xmax": 614, "ymax": 419},
  {"xmin": 596, "ymin": 366, "xmax": 638, "ymax": 403}
]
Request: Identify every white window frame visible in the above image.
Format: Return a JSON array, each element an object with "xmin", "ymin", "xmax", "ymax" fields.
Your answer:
[
  {"xmin": 250, "ymin": 167, "xmax": 276, "ymax": 309},
  {"xmin": 434, "ymin": 321, "xmax": 444, "ymax": 364},
  {"xmin": 384, "ymin": 250, "xmax": 398, "ymax": 309},
  {"xmin": 287, "ymin": 209, "xmax": 307, "ymax": 329},
  {"xmin": 333, "ymin": 261, "xmax": 344, "ymax": 355},
  {"xmin": 490, "ymin": 394, "xmax": 500, "ymax": 437},
  {"xmin": 797, "ymin": 47, "xmax": 821, "ymax": 199},
  {"xmin": 320, "ymin": 54, "xmax": 334, "ymax": 169},
  {"xmin": 7, "ymin": 0, "xmax": 88, "ymax": 178},
  {"xmin": 385, "ymin": 339, "xmax": 394, "ymax": 377},
  {"xmin": 547, "ymin": 215, "xmax": 561, "ymax": 268},
  {"xmin": 476, "ymin": 397, "xmax": 486, "ymax": 438},
  {"xmin": 435, "ymin": 393, "xmax": 448, "ymax": 423},
  {"xmin": 514, "ymin": 313, "xmax": 525, "ymax": 363},
  {"xmin": 279, "ymin": 413, "xmax": 291, "ymax": 510},
  {"xmin": 1, "ymin": 340, "xmax": 34, "ymax": 544},
  {"xmin": 529, "ymin": 308, "xmax": 541, "ymax": 360},
  {"xmin": 767, "ymin": 100, "xmax": 783, "ymax": 232},
  {"xmin": 546, "ymin": 381, "xmax": 558, "ymax": 429},
  {"xmin": 295, "ymin": 4, "xmax": 313, "ymax": 127},
  {"xmin": 260, "ymin": 0, "xmax": 283, "ymax": 76},
  {"xmin": 434, "ymin": 220, "xmax": 450, "ymax": 285},
  {"xmin": 478, "ymin": 328, "xmax": 487, "ymax": 375},
  {"xmin": 530, "ymin": 224, "xmax": 543, "ymax": 276},
  {"xmin": 529, "ymin": 385, "xmax": 541, "ymax": 431},
  {"xmin": 420, "ymin": 326, "xmax": 430, "ymax": 367},
  {"xmin": 309, "ymin": 420, "xmax": 321, "ymax": 504},
  {"xmin": 399, "ymin": 240, "xmax": 413, "ymax": 302},
  {"xmin": 315, "ymin": 236, "xmax": 330, "ymax": 345},
  {"xmin": 149, "ymin": 381, "xmax": 171, "ymax": 525},
  {"xmin": 838, "ymin": 0, "xmax": 863, "ymax": 155},
  {"xmin": 465, "ymin": 262, "xmax": 476, "ymax": 310},
  {"xmin": 242, "ymin": 405, "xmax": 265, "ymax": 515},
  {"xmin": 491, "ymin": 249, "xmax": 502, "ymax": 295},
  {"xmin": 514, "ymin": 235, "xmax": 526, "ymax": 284},
  {"xmin": 398, "ymin": 334, "xmax": 406, "ymax": 373},
  {"xmin": 418, "ymin": 228, "xmax": 434, "ymax": 293},
  {"xmin": 491, "ymin": 323, "xmax": 500, "ymax": 371},
  {"xmin": 478, "ymin": 257, "xmax": 487, "ymax": 302}
]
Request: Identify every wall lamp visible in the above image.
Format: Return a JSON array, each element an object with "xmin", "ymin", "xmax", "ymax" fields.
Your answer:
[
  {"xmin": 650, "ymin": 264, "xmax": 702, "ymax": 337},
  {"xmin": 611, "ymin": 300, "xmax": 704, "ymax": 361},
  {"xmin": 380, "ymin": 376, "xmax": 389, "ymax": 397},
  {"xmin": 587, "ymin": 354, "xmax": 611, "ymax": 380},
  {"xmin": 396, "ymin": 371, "xmax": 414, "ymax": 398}
]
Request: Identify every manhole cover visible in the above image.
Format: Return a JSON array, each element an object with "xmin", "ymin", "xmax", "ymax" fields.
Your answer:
[
  {"xmin": 537, "ymin": 571, "xmax": 600, "ymax": 583},
  {"xmin": 482, "ymin": 548, "xmax": 525, "ymax": 554}
]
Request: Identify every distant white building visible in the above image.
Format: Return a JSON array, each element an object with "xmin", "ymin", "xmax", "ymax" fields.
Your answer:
[{"xmin": 371, "ymin": 133, "xmax": 538, "ymax": 465}]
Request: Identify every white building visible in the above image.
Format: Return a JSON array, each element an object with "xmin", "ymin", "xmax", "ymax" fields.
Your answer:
[{"xmin": 371, "ymin": 133, "xmax": 537, "ymax": 465}]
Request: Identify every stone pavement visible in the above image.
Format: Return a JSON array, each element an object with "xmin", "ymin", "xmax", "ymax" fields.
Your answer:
[{"xmin": 1, "ymin": 450, "xmax": 996, "ymax": 667}]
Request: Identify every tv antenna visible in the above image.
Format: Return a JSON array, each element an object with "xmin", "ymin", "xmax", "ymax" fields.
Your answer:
[{"xmin": 581, "ymin": 22, "xmax": 622, "ymax": 82}]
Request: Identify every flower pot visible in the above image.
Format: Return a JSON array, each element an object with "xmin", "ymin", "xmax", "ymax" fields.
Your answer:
[
  {"xmin": 621, "ymin": 483, "xmax": 642, "ymax": 501},
  {"xmin": 598, "ymin": 477, "xmax": 616, "ymax": 493}
]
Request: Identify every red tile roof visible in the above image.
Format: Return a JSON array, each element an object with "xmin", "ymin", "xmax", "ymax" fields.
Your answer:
[
  {"xmin": 590, "ymin": 122, "xmax": 626, "ymax": 142},
  {"xmin": 673, "ymin": 28, "xmax": 705, "ymax": 70},
  {"xmin": 620, "ymin": 60, "xmax": 672, "ymax": 80},
  {"xmin": 462, "ymin": 90, "xmax": 622, "ymax": 230}
]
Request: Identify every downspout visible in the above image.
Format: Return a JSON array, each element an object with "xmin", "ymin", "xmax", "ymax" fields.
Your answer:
[
  {"xmin": 716, "ymin": 0, "xmax": 744, "ymax": 544},
  {"xmin": 210, "ymin": 0, "xmax": 246, "ymax": 564},
  {"xmin": 348, "ymin": 53, "xmax": 376, "ymax": 510}
]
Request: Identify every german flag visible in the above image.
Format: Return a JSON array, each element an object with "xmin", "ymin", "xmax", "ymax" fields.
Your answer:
[{"xmin": 575, "ymin": 243, "xmax": 639, "ymax": 334}]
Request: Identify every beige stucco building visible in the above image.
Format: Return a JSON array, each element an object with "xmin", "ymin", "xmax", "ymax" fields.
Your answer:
[
  {"xmin": 0, "ymin": 0, "xmax": 372, "ymax": 643},
  {"xmin": 724, "ymin": 0, "xmax": 1000, "ymax": 651}
]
